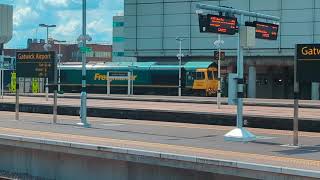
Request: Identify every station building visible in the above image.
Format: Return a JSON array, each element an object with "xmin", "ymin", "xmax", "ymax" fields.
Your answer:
[
  {"xmin": 112, "ymin": 15, "xmax": 137, "ymax": 62},
  {"xmin": 122, "ymin": 0, "xmax": 320, "ymax": 99}
]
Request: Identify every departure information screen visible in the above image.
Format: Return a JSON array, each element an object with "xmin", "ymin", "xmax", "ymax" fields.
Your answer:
[
  {"xmin": 16, "ymin": 51, "xmax": 56, "ymax": 79},
  {"xmin": 206, "ymin": 14, "xmax": 237, "ymax": 35},
  {"xmin": 255, "ymin": 21, "xmax": 279, "ymax": 40}
]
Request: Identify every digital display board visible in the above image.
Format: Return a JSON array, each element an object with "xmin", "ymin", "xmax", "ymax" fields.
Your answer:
[
  {"xmin": 198, "ymin": 14, "xmax": 237, "ymax": 35},
  {"xmin": 16, "ymin": 51, "xmax": 56, "ymax": 79},
  {"xmin": 207, "ymin": 14, "xmax": 237, "ymax": 35},
  {"xmin": 254, "ymin": 21, "xmax": 279, "ymax": 40},
  {"xmin": 296, "ymin": 44, "xmax": 320, "ymax": 82}
]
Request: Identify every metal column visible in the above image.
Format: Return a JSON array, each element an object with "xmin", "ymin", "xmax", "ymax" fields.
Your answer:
[
  {"xmin": 0, "ymin": 70, "xmax": 3, "ymax": 99},
  {"xmin": 107, "ymin": 72, "xmax": 110, "ymax": 96},
  {"xmin": 45, "ymin": 78, "xmax": 49, "ymax": 101},
  {"xmin": 53, "ymin": 55, "xmax": 58, "ymax": 124},
  {"xmin": 127, "ymin": 72, "xmax": 131, "ymax": 96},
  {"xmin": 311, "ymin": 82, "xmax": 319, "ymax": 100},
  {"xmin": 224, "ymin": 14, "xmax": 256, "ymax": 142},
  {"xmin": 176, "ymin": 37, "xmax": 184, "ymax": 97},
  {"xmin": 217, "ymin": 35, "xmax": 222, "ymax": 108},
  {"xmin": 237, "ymin": 14, "xmax": 244, "ymax": 129},
  {"xmin": 293, "ymin": 44, "xmax": 299, "ymax": 146},
  {"xmin": 248, "ymin": 66, "xmax": 256, "ymax": 98},
  {"xmin": 79, "ymin": 0, "xmax": 90, "ymax": 127},
  {"xmin": 0, "ymin": 54, "xmax": 3, "ymax": 98},
  {"xmin": 131, "ymin": 66, "xmax": 134, "ymax": 95},
  {"xmin": 58, "ymin": 44, "xmax": 61, "ymax": 92},
  {"xmin": 15, "ymin": 82, "xmax": 19, "ymax": 120}
]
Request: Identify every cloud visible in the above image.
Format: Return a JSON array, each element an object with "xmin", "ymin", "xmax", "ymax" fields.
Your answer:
[
  {"xmin": 43, "ymin": 0, "xmax": 69, "ymax": 7},
  {"xmin": 52, "ymin": 19, "xmax": 81, "ymax": 41},
  {"xmin": 6, "ymin": 0, "xmax": 124, "ymax": 48},
  {"xmin": 88, "ymin": 19, "xmax": 112, "ymax": 34},
  {"xmin": 13, "ymin": 7, "xmax": 39, "ymax": 27}
]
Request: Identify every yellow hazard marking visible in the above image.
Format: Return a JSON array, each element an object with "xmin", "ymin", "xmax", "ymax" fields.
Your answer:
[
  {"xmin": 32, "ymin": 78, "xmax": 39, "ymax": 93},
  {"xmin": 10, "ymin": 72, "xmax": 16, "ymax": 93}
]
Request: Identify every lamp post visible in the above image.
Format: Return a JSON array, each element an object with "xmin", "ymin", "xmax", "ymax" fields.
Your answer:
[
  {"xmin": 214, "ymin": 35, "xmax": 224, "ymax": 109},
  {"xmin": 77, "ymin": 0, "xmax": 91, "ymax": 127},
  {"xmin": 39, "ymin": 24, "xmax": 56, "ymax": 50},
  {"xmin": 39, "ymin": 24, "xmax": 56, "ymax": 101},
  {"xmin": 53, "ymin": 40, "xmax": 67, "ymax": 92},
  {"xmin": 176, "ymin": 37, "xmax": 184, "ymax": 97},
  {"xmin": 39, "ymin": 23, "xmax": 57, "ymax": 123}
]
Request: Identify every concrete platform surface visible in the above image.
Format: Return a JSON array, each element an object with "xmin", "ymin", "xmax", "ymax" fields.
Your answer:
[
  {"xmin": 0, "ymin": 111, "xmax": 319, "ymax": 178},
  {"xmin": 8, "ymin": 93, "xmax": 320, "ymax": 108},
  {"xmin": 1, "ymin": 95, "xmax": 320, "ymax": 120}
]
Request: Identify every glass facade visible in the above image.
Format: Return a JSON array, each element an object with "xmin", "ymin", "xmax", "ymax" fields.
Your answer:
[
  {"xmin": 72, "ymin": 51, "xmax": 112, "ymax": 59},
  {"xmin": 113, "ymin": 37, "xmax": 124, "ymax": 42},
  {"xmin": 113, "ymin": 21, "xmax": 124, "ymax": 27},
  {"xmin": 124, "ymin": 0, "xmax": 320, "ymax": 57},
  {"xmin": 113, "ymin": 52, "xmax": 125, "ymax": 57}
]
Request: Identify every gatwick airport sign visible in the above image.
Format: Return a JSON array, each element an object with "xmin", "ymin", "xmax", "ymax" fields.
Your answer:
[
  {"xmin": 296, "ymin": 44, "xmax": 320, "ymax": 82},
  {"xmin": 16, "ymin": 51, "xmax": 56, "ymax": 79},
  {"xmin": 297, "ymin": 44, "xmax": 320, "ymax": 60}
]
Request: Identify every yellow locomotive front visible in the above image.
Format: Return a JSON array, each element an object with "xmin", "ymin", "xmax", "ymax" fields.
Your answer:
[{"xmin": 192, "ymin": 67, "xmax": 219, "ymax": 96}]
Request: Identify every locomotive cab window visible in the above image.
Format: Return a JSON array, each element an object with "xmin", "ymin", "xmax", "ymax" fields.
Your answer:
[
  {"xmin": 196, "ymin": 72, "xmax": 205, "ymax": 80},
  {"xmin": 208, "ymin": 71, "xmax": 214, "ymax": 80},
  {"xmin": 188, "ymin": 72, "xmax": 196, "ymax": 80}
]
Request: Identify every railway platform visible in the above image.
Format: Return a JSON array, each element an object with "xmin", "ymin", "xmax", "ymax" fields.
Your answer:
[
  {"xmin": 7, "ymin": 93, "xmax": 320, "ymax": 108},
  {"xmin": 0, "ymin": 95, "xmax": 320, "ymax": 132},
  {"xmin": 0, "ymin": 111, "xmax": 319, "ymax": 179}
]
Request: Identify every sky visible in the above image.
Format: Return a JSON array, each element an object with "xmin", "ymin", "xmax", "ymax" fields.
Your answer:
[{"xmin": 1, "ymin": 0, "xmax": 124, "ymax": 49}]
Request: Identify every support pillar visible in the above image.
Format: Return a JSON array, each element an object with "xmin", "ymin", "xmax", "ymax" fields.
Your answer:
[
  {"xmin": 248, "ymin": 66, "xmax": 256, "ymax": 98},
  {"xmin": 224, "ymin": 15, "xmax": 256, "ymax": 142},
  {"xmin": 127, "ymin": 72, "xmax": 131, "ymax": 96},
  {"xmin": 311, "ymin": 82, "xmax": 320, "ymax": 100}
]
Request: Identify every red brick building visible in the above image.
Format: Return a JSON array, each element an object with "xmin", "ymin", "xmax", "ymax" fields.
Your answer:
[{"xmin": 4, "ymin": 39, "xmax": 112, "ymax": 63}]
